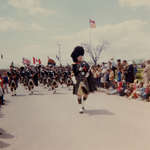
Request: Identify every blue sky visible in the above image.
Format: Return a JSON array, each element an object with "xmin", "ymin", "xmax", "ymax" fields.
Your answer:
[{"xmin": 0, "ymin": 0, "xmax": 150, "ymax": 68}]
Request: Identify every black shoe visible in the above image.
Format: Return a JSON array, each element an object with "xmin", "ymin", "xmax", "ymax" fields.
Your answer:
[{"xmin": 79, "ymin": 108, "xmax": 84, "ymax": 114}]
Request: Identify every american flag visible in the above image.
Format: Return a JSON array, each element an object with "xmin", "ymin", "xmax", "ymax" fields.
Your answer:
[
  {"xmin": 22, "ymin": 58, "xmax": 31, "ymax": 65},
  {"xmin": 33, "ymin": 57, "xmax": 36, "ymax": 64},
  {"xmin": 89, "ymin": 19, "xmax": 96, "ymax": 28}
]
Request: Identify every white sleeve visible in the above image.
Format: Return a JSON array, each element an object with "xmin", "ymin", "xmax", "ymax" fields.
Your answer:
[
  {"xmin": 72, "ymin": 76, "xmax": 77, "ymax": 84},
  {"xmin": 85, "ymin": 72, "xmax": 90, "ymax": 78}
]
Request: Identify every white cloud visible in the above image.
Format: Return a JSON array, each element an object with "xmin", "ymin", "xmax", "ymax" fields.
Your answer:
[
  {"xmin": 55, "ymin": 19, "xmax": 150, "ymax": 62},
  {"xmin": 8, "ymin": 0, "xmax": 56, "ymax": 16},
  {"xmin": 2, "ymin": 19, "xmax": 150, "ymax": 67},
  {"xmin": 0, "ymin": 17, "xmax": 20, "ymax": 31},
  {"xmin": 119, "ymin": 0, "xmax": 150, "ymax": 8},
  {"xmin": 0, "ymin": 17, "xmax": 44, "ymax": 32}
]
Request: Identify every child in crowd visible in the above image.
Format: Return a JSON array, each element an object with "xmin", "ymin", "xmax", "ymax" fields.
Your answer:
[
  {"xmin": 125, "ymin": 83, "xmax": 134, "ymax": 98},
  {"xmin": 128, "ymin": 80, "xmax": 139, "ymax": 99},
  {"xmin": 136, "ymin": 81, "xmax": 145, "ymax": 100}
]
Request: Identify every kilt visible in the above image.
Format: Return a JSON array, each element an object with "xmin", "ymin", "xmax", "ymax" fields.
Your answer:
[{"xmin": 73, "ymin": 78, "xmax": 89, "ymax": 96}]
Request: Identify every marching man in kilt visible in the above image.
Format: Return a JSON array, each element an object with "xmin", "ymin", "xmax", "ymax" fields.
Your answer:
[{"xmin": 71, "ymin": 46, "xmax": 93, "ymax": 114}]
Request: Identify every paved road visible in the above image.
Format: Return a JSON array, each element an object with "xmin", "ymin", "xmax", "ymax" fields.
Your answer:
[{"xmin": 1, "ymin": 86, "xmax": 150, "ymax": 150}]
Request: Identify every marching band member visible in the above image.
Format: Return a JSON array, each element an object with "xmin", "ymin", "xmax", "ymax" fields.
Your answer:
[{"xmin": 71, "ymin": 46, "xmax": 91, "ymax": 114}]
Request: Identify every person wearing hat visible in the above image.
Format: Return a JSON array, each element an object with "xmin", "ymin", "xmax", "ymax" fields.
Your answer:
[{"xmin": 71, "ymin": 46, "xmax": 90, "ymax": 114}]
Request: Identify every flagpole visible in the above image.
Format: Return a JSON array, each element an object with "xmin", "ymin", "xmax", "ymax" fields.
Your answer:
[
  {"xmin": 89, "ymin": 19, "xmax": 92, "ymax": 48},
  {"xmin": 89, "ymin": 26, "xmax": 91, "ymax": 47},
  {"xmin": 57, "ymin": 42, "xmax": 62, "ymax": 66},
  {"xmin": 89, "ymin": 20, "xmax": 93, "ymax": 58},
  {"xmin": 89, "ymin": 19, "xmax": 96, "ymax": 57}
]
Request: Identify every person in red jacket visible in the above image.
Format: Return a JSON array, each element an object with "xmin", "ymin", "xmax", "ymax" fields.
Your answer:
[{"xmin": 0, "ymin": 74, "xmax": 3, "ymax": 89}]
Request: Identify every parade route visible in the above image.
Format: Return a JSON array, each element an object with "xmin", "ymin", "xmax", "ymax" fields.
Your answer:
[{"xmin": 1, "ymin": 86, "xmax": 150, "ymax": 150}]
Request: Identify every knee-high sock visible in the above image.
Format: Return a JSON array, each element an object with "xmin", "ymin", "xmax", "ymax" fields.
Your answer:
[
  {"xmin": 78, "ymin": 98, "xmax": 82, "ymax": 104},
  {"xmin": 82, "ymin": 98, "xmax": 86, "ymax": 108}
]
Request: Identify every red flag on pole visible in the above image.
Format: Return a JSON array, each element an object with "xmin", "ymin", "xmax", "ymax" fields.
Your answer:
[
  {"xmin": 48, "ymin": 57, "xmax": 56, "ymax": 65},
  {"xmin": 33, "ymin": 57, "xmax": 36, "ymax": 64},
  {"xmin": 33, "ymin": 57, "xmax": 42, "ymax": 65},
  {"xmin": 38, "ymin": 59, "xmax": 41, "ymax": 65}
]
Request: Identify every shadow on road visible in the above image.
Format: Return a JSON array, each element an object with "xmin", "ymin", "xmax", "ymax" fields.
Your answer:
[
  {"xmin": 85, "ymin": 109, "xmax": 115, "ymax": 116},
  {"xmin": 54, "ymin": 92, "xmax": 68, "ymax": 95},
  {"xmin": 0, "ymin": 112, "xmax": 4, "ymax": 118},
  {"xmin": 0, "ymin": 128, "xmax": 14, "ymax": 149},
  {"xmin": 33, "ymin": 93, "xmax": 45, "ymax": 96},
  {"xmin": 0, "ymin": 128, "xmax": 14, "ymax": 139},
  {"xmin": 15, "ymin": 94, "xmax": 27, "ymax": 97},
  {"xmin": 0, "ymin": 141, "xmax": 10, "ymax": 149}
]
